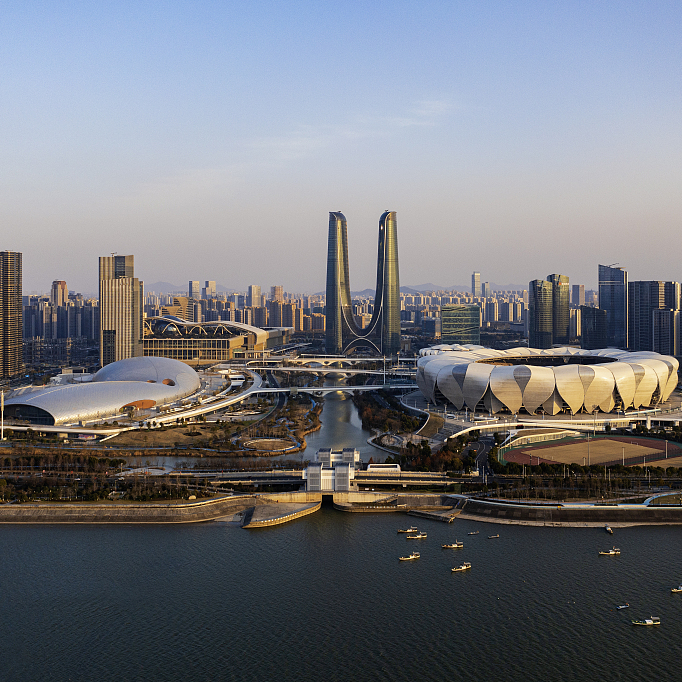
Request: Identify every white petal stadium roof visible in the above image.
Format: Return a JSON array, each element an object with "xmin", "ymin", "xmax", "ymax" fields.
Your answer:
[{"xmin": 416, "ymin": 346, "xmax": 679, "ymax": 415}]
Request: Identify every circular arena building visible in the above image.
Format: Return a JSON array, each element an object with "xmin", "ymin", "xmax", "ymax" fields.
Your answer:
[
  {"xmin": 416, "ymin": 345, "xmax": 679, "ymax": 415},
  {"xmin": 4, "ymin": 356, "xmax": 201, "ymax": 426}
]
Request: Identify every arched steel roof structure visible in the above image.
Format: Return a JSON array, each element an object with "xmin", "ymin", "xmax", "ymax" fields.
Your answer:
[
  {"xmin": 4, "ymin": 356, "xmax": 201, "ymax": 425},
  {"xmin": 416, "ymin": 345, "xmax": 679, "ymax": 415},
  {"xmin": 144, "ymin": 316, "xmax": 269, "ymax": 346}
]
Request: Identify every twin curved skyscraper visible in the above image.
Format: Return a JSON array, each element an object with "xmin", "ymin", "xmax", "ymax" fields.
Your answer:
[{"xmin": 325, "ymin": 211, "xmax": 401, "ymax": 356}]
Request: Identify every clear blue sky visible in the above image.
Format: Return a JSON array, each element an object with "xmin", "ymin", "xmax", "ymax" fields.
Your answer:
[{"xmin": 2, "ymin": 1, "xmax": 681, "ymax": 294}]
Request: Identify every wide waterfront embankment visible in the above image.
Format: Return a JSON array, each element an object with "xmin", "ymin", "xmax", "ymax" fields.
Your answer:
[
  {"xmin": 0, "ymin": 491, "xmax": 455, "ymax": 526},
  {"xmin": 0, "ymin": 494, "xmax": 259, "ymax": 524},
  {"xmin": 241, "ymin": 501, "xmax": 321, "ymax": 527},
  {"xmin": 3, "ymin": 489, "xmax": 682, "ymax": 528},
  {"xmin": 455, "ymin": 495, "xmax": 682, "ymax": 527}
]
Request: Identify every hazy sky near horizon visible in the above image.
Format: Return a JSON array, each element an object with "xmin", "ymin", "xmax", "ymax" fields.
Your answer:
[{"xmin": 2, "ymin": 1, "xmax": 681, "ymax": 295}]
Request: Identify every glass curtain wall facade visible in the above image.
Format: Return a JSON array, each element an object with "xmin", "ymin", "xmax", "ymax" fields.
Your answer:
[
  {"xmin": 628, "ymin": 281, "xmax": 665, "ymax": 352},
  {"xmin": 441, "ymin": 305, "xmax": 480, "ymax": 345},
  {"xmin": 1, "ymin": 251, "xmax": 23, "ymax": 379},
  {"xmin": 548, "ymin": 273, "xmax": 569, "ymax": 344},
  {"xmin": 528, "ymin": 280, "xmax": 553, "ymax": 349},
  {"xmin": 598, "ymin": 264, "xmax": 628, "ymax": 349},
  {"xmin": 652, "ymin": 309, "xmax": 679, "ymax": 357},
  {"xmin": 628, "ymin": 280, "xmax": 680, "ymax": 352},
  {"xmin": 325, "ymin": 211, "xmax": 400, "ymax": 356},
  {"xmin": 580, "ymin": 306, "xmax": 607, "ymax": 349}
]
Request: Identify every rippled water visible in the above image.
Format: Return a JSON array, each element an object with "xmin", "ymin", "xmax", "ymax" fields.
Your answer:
[
  {"xmin": 298, "ymin": 388, "xmax": 376, "ymax": 462},
  {"xmin": 2, "ymin": 512, "xmax": 681, "ymax": 682}
]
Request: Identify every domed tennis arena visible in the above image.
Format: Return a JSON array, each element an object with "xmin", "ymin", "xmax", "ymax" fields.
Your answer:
[{"xmin": 416, "ymin": 345, "xmax": 679, "ymax": 416}]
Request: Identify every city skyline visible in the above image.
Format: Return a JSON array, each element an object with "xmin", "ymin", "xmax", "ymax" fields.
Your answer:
[{"xmin": 2, "ymin": 2, "xmax": 681, "ymax": 293}]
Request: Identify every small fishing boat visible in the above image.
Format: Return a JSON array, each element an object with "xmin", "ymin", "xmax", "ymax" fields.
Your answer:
[
  {"xmin": 398, "ymin": 526, "xmax": 418, "ymax": 534},
  {"xmin": 631, "ymin": 617, "xmax": 660, "ymax": 626},
  {"xmin": 406, "ymin": 533, "xmax": 427, "ymax": 539},
  {"xmin": 452, "ymin": 562, "xmax": 472, "ymax": 572},
  {"xmin": 616, "ymin": 604, "xmax": 630, "ymax": 610},
  {"xmin": 599, "ymin": 547, "xmax": 621, "ymax": 556},
  {"xmin": 442, "ymin": 541, "xmax": 463, "ymax": 549},
  {"xmin": 671, "ymin": 586, "xmax": 682, "ymax": 593},
  {"xmin": 467, "ymin": 531, "xmax": 479, "ymax": 535},
  {"xmin": 488, "ymin": 534, "xmax": 500, "ymax": 539},
  {"xmin": 605, "ymin": 525, "xmax": 613, "ymax": 534},
  {"xmin": 399, "ymin": 552, "xmax": 420, "ymax": 561}
]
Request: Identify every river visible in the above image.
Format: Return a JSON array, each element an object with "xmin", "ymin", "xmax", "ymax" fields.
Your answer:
[
  {"xmin": 2, "ymin": 387, "xmax": 682, "ymax": 680},
  {"xmin": 2, "ymin": 512, "xmax": 681, "ymax": 681}
]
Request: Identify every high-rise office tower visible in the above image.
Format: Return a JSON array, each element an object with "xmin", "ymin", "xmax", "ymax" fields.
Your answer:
[
  {"xmin": 188, "ymin": 281, "xmax": 200, "ymax": 299},
  {"xmin": 570, "ymin": 308, "xmax": 581, "ymax": 341},
  {"xmin": 482, "ymin": 282, "xmax": 491, "ymax": 298},
  {"xmin": 1, "ymin": 251, "xmax": 23, "ymax": 378},
  {"xmin": 571, "ymin": 284, "xmax": 585, "ymax": 307},
  {"xmin": 665, "ymin": 281, "xmax": 681, "ymax": 312},
  {"xmin": 628, "ymin": 280, "xmax": 680, "ymax": 352},
  {"xmin": 51, "ymin": 280, "xmax": 68, "ymax": 307},
  {"xmin": 580, "ymin": 306, "xmax": 607, "ymax": 350},
  {"xmin": 202, "ymin": 280, "xmax": 216, "ymax": 299},
  {"xmin": 247, "ymin": 285, "xmax": 261, "ymax": 308},
  {"xmin": 471, "ymin": 272, "xmax": 481, "ymax": 298},
  {"xmin": 528, "ymin": 279, "xmax": 553, "ymax": 348},
  {"xmin": 270, "ymin": 285, "xmax": 284, "ymax": 303},
  {"xmin": 598, "ymin": 264, "xmax": 628, "ymax": 349},
  {"xmin": 652, "ymin": 309, "xmax": 680, "ymax": 357},
  {"xmin": 548, "ymin": 274, "xmax": 570, "ymax": 345},
  {"xmin": 326, "ymin": 210, "xmax": 400, "ymax": 355},
  {"xmin": 441, "ymin": 305, "xmax": 480, "ymax": 345},
  {"xmin": 99, "ymin": 255, "xmax": 143, "ymax": 367}
]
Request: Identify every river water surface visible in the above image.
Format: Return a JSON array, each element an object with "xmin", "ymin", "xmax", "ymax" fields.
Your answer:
[
  {"xmin": 1, "ymin": 514, "xmax": 681, "ymax": 681},
  {"xmin": 2, "ymin": 389, "xmax": 681, "ymax": 681}
]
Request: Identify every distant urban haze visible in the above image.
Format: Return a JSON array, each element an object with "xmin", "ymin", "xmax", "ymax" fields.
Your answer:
[{"xmin": 2, "ymin": 1, "xmax": 681, "ymax": 294}]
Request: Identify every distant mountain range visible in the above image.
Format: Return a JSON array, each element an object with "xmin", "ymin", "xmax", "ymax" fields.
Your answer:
[
  {"xmin": 145, "ymin": 281, "xmax": 531, "ymax": 296},
  {"xmin": 402, "ymin": 283, "xmax": 528, "ymax": 293}
]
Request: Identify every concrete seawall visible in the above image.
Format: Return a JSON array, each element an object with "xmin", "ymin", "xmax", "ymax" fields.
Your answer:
[
  {"xmin": 0, "ymin": 495, "xmax": 257, "ymax": 524},
  {"xmin": 459, "ymin": 498, "xmax": 682, "ymax": 527},
  {"xmin": 333, "ymin": 493, "xmax": 455, "ymax": 514},
  {"xmin": 334, "ymin": 502, "xmax": 407, "ymax": 512},
  {"xmin": 242, "ymin": 501, "xmax": 321, "ymax": 528}
]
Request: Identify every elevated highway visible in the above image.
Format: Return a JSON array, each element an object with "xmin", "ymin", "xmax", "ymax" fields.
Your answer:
[
  {"xmin": 246, "ymin": 365, "xmax": 415, "ymax": 377},
  {"xmin": 246, "ymin": 356, "xmax": 417, "ymax": 368},
  {"xmin": 174, "ymin": 469, "xmax": 470, "ymax": 488}
]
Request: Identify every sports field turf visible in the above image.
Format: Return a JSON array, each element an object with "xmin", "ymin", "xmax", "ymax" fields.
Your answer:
[{"xmin": 510, "ymin": 437, "xmax": 682, "ymax": 466}]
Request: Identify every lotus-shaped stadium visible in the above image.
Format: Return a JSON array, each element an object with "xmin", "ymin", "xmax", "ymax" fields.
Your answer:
[{"xmin": 416, "ymin": 345, "xmax": 679, "ymax": 415}]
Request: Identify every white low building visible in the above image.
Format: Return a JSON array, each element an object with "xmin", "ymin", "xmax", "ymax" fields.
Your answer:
[{"xmin": 304, "ymin": 448, "xmax": 360, "ymax": 492}]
